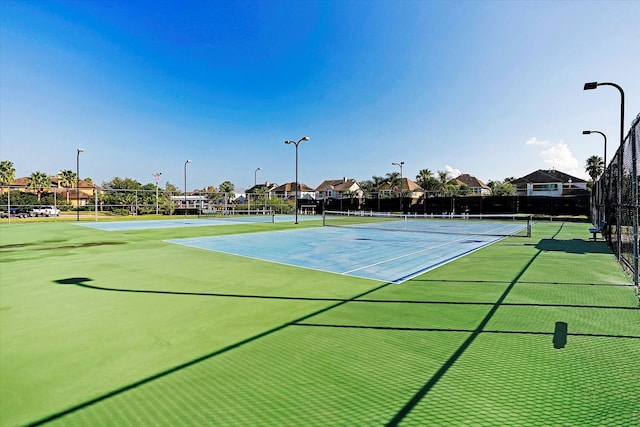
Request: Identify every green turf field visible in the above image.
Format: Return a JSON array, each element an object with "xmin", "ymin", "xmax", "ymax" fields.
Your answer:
[{"xmin": 0, "ymin": 219, "xmax": 638, "ymax": 426}]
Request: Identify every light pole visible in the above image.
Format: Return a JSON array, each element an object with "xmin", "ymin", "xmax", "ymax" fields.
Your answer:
[
  {"xmin": 250, "ymin": 167, "xmax": 262, "ymax": 213},
  {"xmin": 584, "ymin": 81, "xmax": 625, "ymax": 260},
  {"xmin": 184, "ymin": 160, "xmax": 191, "ymax": 217},
  {"xmin": 152, "ymin": 172, "xmax": 162, "ymax": 215},
  {"xmin": 392, "ymin": 161, "xmax": 404, "ymax": 212},
  {"xmin": 582, "ymin": 130, "xmax": 607, "ymax": 172},
  {"xmin": 76, "ymin": 148, "xmax": 84, "ymax": 221},
  {"xmin": 254, "ymin": 167, "xmax": 262, "ymax": 187},
  {"xmin": 284, "ymin": 136, "xmax": 310, "ymax": 224}
]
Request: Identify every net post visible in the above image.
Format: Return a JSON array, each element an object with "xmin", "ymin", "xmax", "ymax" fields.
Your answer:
[
  {"xmin": 322, "ymin": 211, "xmax": 326, "ymax": 226},
  {"xmin": 527, "ymin": 215, "xmax": 532, "ymax": 237}
]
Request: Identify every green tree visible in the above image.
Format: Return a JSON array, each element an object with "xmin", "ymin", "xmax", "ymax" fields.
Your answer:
[
  {"xmin": 57, "ymin": 169, "xmax": 76, "ymax": 202},
  {"xmin": 487, "ymin": 180, "xmax": 517, "ymax": 196},
  {"xmin": 0, "ymin": 160, "xmax": 16, "ymax": 185},
  {"xmin": 416, "ymin": 168, "xmax": 438, "ymax": 193},
  {"xmin": 435, "ymin": 171, "xmax": 451, "ymax": 196},
  {"xmin": 371, "ymin": 175, "xmax": 385, "ymax": 190},
  {"xmin": 101, "ymin": 177, "xmax": 142, "ymax": 213},
  {"xmin": 585, "ymin": 155, "xmax": 604, "ymax": 181},
  {"xmin": 219, "ymin": 181, "xmax": 235, "ymax": 201},
  {"xmin": 385, "ymin": 171, "xmax": 401, "ymax": 195},
  {"xmin": 28, "ymin": 171, "xmax": 51, "ymax": 201},
  {"xmin": 358, "ymin": 180, "xmax": 374, "ymax": 193}
]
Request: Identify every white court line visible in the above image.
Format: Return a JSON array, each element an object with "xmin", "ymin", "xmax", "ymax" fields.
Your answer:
[{"xmin": 342, "ymin": 233, "xmax": 483, "ymax": 275}]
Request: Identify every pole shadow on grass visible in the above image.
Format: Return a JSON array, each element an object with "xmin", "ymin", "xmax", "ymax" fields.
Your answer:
[
  {"xmin": 54, "ymin": 279, "xmax": 638, "ymax": 311},
  {"xmin": 35, "ymin": 278, "xmax": 400, "ymax": 426}
]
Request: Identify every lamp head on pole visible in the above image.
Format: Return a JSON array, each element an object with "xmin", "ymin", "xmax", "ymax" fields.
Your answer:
[
  {"xmin": 582, "ymin": 130, "xmax": 592, "ymax": 135},
  {"xmin": 583, "ymin": 81, "xmax": 598, "ymax": 90},
  {"xmin": 299, "ymin": 136, "xmax": 310, "ymax": 142},
  {"xmin": 77, "ymin": 148, "xmax": 84, "ymax": 154}
]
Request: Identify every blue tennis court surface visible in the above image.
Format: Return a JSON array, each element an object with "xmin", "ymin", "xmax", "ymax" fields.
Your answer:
[
  {"xmin": 167, "ymin": 226, "xmax": 515, "ymax": 283},
  {"xmin": 74, "ymin": 215, "xmax": 317, "ymax": 231}
]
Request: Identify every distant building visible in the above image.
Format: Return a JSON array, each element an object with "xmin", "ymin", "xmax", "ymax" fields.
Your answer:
[
  {"xmin": 246, "ymin": 182, "xmax": 279, "ymax": 199},
  {"xmin": 315, "ymin": 178, "xmax": 364, "ymax": 200},
  {"xmin": 2, "ymin": 176, "xmax": 99, "ymax": 207},
  {"xmin": 272, "ymin": 182, "xmax": 316, "ymax": 201},
  {"xmin": 512, "ymin": 169, "xmax": 589, "ymax": 197},
  {"xmin": 449, "ymin": 174, "xmax": 491, "ymax": 196},
  {"xmin": 377, "ymin": 178, "xmax": 424, "ymax": 202}
]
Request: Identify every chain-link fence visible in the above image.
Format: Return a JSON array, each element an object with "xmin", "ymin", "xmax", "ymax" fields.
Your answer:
[
  {"xmin": 590, "ymin": 112, "xmax": 639, "ymax": 291},
  {"xmin": 0, "ymin": 188, "xmax": 296, "ymax": 218}
]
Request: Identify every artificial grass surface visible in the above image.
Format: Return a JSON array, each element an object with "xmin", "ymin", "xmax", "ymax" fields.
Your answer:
[{"xmin": 0, "ymin": 219, "xmax": 638, "ymax": 426}]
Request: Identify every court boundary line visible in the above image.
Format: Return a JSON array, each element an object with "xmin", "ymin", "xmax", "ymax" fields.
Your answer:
[{"xmin": 166, "ymin": 229, "xmax": 511, "ymax": 284}]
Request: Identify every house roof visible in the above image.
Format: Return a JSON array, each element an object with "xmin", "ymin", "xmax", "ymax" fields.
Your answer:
[
  {"xmin": 272, "ymin": 182, "xmax": 315, "ymax": 193},
  {"xmin": 450, "ymin": 174, "xmax": 490, "ymax": 189},
  {"xmin": 246, "ymin": 182, "xmax": 278, "ymax": 192},
  {"xmin": 315, "ymin": 178, "xmax": 360, "ymax": 192},
  {"xmin": 512, "ymin": 169, "xmax": 586, "ymax": 184},
  {"xmin": 8, "ymin": 176, "xmax": 99, "ymax": 189},
  {"xmin": 378, "ymin": 178, "xmax": 423, "ymax": 192}
]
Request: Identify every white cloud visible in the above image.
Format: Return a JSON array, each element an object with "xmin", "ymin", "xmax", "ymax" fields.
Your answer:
[
  {"xmin": 525, "ymin": 137, "xmax": 549, "ymax": 146},
  {"xmin": 526, "ymin": 138, "xmax": 588, "ymax": 180},
  {"xmin": 444, "ymin": 165, "xmax": 462, "ymax": 179}
]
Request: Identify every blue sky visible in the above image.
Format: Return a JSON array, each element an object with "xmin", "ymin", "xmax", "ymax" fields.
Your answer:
[{"xmin": 1, "ymin": 0, "xmax": 638, "ymax": 191}]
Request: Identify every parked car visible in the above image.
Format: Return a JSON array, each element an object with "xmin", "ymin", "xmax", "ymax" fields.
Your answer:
[
  {"xmin": 32, "ymin": 205, "xmax": 61, "ymax": 217},
  {"xmin": 1, "ymin": 207, "xmax": 32, "ymax": 218}
]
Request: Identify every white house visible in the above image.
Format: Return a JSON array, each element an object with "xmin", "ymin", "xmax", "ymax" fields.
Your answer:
[{"xmin": 512, "ymin": 169, "xmax": 589, "ymax": 197}]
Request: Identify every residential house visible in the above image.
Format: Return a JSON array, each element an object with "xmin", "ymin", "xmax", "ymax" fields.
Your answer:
[
  {"xmin": 315, "ymin": 178, "xmax": 364, "ymax": 200},
  {"xmin": 449, "ymin": 173, "xmax": 491, "ymax": 196},
  {"xmin": 272, "ymin": 182, "xmax": 316, "ymax": 201},
  {"xmin": 2, "ymin": 176, "xmax": 99, "ymax": 207},
  {"xmin": 512, "ymin": 169, "xmax": 589, "ymax": 197},
  {"xmin": 246, "ymin": 182, "xmax": 279, "ymax": 200},
  {"xmin": 377, "ymin": 178, "xmax": 424, "ymax": 202}
]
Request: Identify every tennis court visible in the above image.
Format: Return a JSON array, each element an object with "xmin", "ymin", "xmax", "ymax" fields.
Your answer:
[
  {"xmin": 0, "ymin": 219, "xmax": 638, "ymax": 426},
  {"xmin": 168, "ymin": 226, "xmax": 516, "ymax": 283}
]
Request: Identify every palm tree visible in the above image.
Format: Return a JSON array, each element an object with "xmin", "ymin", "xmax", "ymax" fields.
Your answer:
[
  {"xmin": 358, "ymin": 180, "xmax": 374, "ymax": 193},
  {"xmin": 436, "ymin": 171, "xmax": 450, "ymax": 196},
  {"xmin": 416, "ymin": 168, "xmax": 438, "ymax": 192},
  {"xmin": 385, "ymin": 171, "xmax": 401, "ymax": 195},
  {"xmin": 28, "ymin": 171, "xmax": 51, "ymax": 201},
  {"xmin": 585, "ymin": 155, "xmax": 604, "ymax": 181},
  {"xmin": 0, "ymin": 160, "xmax": 15, "ymax": 185},
  {"xmin": 58, "ymin": 169, "xmax": 76, "ymax": 202}
]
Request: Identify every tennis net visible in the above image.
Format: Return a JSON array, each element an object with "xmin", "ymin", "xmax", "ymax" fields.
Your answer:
[
  {"xmin": 200, "ymin": 209, "xmax": 276, "ymax": 223},
  {"xmin": 322, "ymin": 210, "xmax": 532, "ymax": 237}
]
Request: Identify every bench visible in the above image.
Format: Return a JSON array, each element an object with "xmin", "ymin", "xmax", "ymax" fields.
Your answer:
[{"xmin": 589, "ymin": 220, "xmax": 606, "ymax": 241}]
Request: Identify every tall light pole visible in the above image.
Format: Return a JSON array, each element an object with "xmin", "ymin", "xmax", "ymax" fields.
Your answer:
[
  {"xmin": 184, "ymin": 160, "xmax": 191, "ymax": 217},
  {"xmin": 584, "ymin": 81, "xmax": 625, "ymax": 261},
  {"xmin": 152, "ymin": 172, "xmax": 162, "ymax": 215},
  {"xmin": 250, "ymin": 167, "xmax": 262, "ymax": 213},
  {"xmin": 392, "ymin": 161, "xmax": 404, "ymax": 212},
  {"xmin": 582, "ymin": 130, "xmax": 607, "ymax": 172},
  {"xmin": 76, "ymin": 148, "xmax": 84, "ymax": 221},
  {"xmin": 284, "ymin": 136, "xmax": 310, "ymax": 224},
  {"xmin": 582, "ymin": 130, "xmax": 607, "ymax": 222},
  {"xmin": 254, "ymin": 167, "xmax": 262, "ymax": 187}
]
